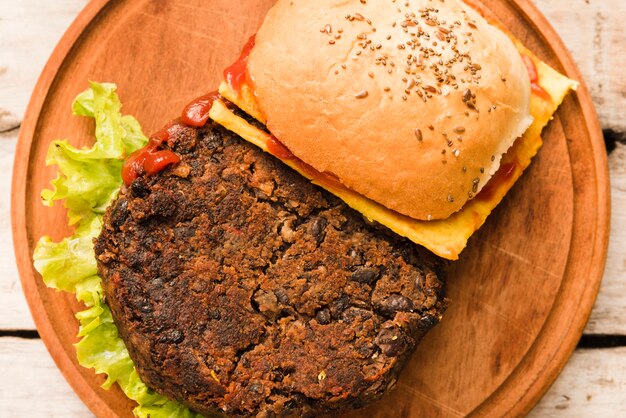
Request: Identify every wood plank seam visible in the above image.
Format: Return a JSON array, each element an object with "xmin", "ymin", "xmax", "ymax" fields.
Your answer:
[
  {"xmin": 605, "ymin": 129, "xmax": 626, "ymax": 154},
  {"xmin": 578, "ymin": 335, "xmax": 626, "ymax": 349},
  {"xmin": 0, "ymin": 331, "xmax": 40, "ymax": 339}
]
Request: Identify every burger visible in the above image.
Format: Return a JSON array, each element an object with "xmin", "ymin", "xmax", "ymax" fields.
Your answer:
[
  {"xmin": 211, "ymin": 0, "xmax": 578, "ymax": 259},
  {"xmin": 34, "ymin": 0, "xmax": 578, "ymax": 417}
]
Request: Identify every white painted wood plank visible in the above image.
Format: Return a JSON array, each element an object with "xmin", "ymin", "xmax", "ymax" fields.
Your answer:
[
  {"xmin": 534, "ymin": 0, "xmax": 626, "ymax": 132},
  {"xmin": 586, "ymin": 143, "xmax": 626, "ymax": 335},
  {"xmin": 0, "ymin": 0, "xmax": 88, "ymax": 330},
  {"xmin": 0, "ymin": 0, "xmax": 89, "ymax": 124},
  {"xmin": 0, "ymin": 131, "xmax": 32, "ymax": 330},
  {"xmin": 0, "ymin": 338, "xmax": 92, "ymax": 417},
  {"xmin": 529, "ymin": 347, "xmax": 626, "ymax": 417}
]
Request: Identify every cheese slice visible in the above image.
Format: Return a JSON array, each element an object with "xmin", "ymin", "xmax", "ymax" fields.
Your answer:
[{"xmin": 210, "ymin": 40, "xmax": 577, "ymax": 260}]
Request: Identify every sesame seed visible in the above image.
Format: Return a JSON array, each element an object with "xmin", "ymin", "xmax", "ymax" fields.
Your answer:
[
  {"xmin": 472, "ymin": 178, "xmax": 480, "ymax": 193},
  {"xmin": 355, "ymin": 90, "xmax": 369, "ymax": 99}
]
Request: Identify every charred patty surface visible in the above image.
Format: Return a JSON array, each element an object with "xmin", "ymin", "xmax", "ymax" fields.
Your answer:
[{"xmin": 95, "ymin": 122, "xmax": 447, "ymax": 417}]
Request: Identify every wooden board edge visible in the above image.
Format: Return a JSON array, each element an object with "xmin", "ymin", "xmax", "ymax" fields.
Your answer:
[
  {"xmin": 469, "ymin": 0, "xmax": 611, "ymax": 416},
  {"xmin": 10, "ymin": 1, "xmax": 122, "ymax": 418}
]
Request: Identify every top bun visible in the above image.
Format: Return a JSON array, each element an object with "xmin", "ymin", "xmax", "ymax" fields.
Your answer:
[{"xmin": 248, "ymin": 0, "xmax": 532, "ymax": 220}]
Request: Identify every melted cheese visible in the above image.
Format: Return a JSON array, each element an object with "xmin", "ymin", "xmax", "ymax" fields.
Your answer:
[{"xmin": 210, "ymin": 41, "xmax": 577, "ymax": 260}]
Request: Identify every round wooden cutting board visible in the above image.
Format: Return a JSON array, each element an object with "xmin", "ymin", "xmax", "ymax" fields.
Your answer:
[{"xmin": 11, "ymin": 0, "xmax": 609, "ymax": 417}]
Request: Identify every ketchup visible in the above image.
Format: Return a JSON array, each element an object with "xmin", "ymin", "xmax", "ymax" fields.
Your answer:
[
  {"xmin": 224, "ymin": 35, "xmax": 256, "ymax": 93},
  {"xmin": 266, "ymin": 135, "xmax": 295, "ymax": 160},
  {"xmin": 475, "ymin": 162, "xmax": 517, "ymax": 202},
  {"xmin": 265, "ymin": 134, "xmax": 346, "ymax": 191},
  {"xmin": 121, "ymin": 35, "xmax": 260, "ymax": 186},
  {"xmin": 521, "ymin": 55, "xmax": 551, "ymax": 101},
  {"xmin": 121, "ymin": 120, "xmax": 181, "ymax": 185},
  {"xmin": 181, "ymin": 91, "xmax": 220, "ymax": 127}
]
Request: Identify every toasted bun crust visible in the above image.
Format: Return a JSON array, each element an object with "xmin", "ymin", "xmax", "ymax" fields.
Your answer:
[{"xmin": 248, "ymin": 0, "xmax": 532, "ymax": 220}]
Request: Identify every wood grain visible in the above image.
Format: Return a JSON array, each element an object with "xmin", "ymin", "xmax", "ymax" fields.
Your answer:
[
  {"xmin": 0, "ymin": 338, "xmax": 92, "ymax": 418},
  {"xmin": 529, "ymin": 347, "xmax": 626, "ymax": 417},
  {"xmin": 586, "ymin": 143, "xmax": 626, "ymax": 335},
  {"xmin": 8, "ymin": 1, "xmax": 610, "ymax": 418}
]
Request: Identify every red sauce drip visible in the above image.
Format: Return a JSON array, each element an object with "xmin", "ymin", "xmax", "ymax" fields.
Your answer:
[
  {"xmin": 224, "ymin": 35, "xmax": 256, "ymax": 93},
  {"xmin": 151, "ymin": 118, "xmax": 182, "ymax": 144},
  {"xmin": 265, "ymin": 135, "xmax": 346, "ymax": 190},
  {"xmin": 122, "ymin": 121, "xmax": 182, "ymax": 185},
  {"xmin": 531, "ymin": 83, "xmax": 550, "ymax": 100},
  {"xmin": 143, "ymin": 150, "xmax": 181, "ymax": 176},
  {"xmin": 181, "ymin": 91, "xmax": 220, "ymax": 127},
  {"xmin": 521, "ymin": 54, "xmax": 551, "ymax": 101},
  {"xmin": 266, "ymin": 135, "xmax": 295, "ymax": 160},
  {"xmin": 293, "ymin": 159, "xmax": 343, "ymax": 190},
  {"xmin": 475, "ymin": 162, "xmax": 517, "ymax": 202}
]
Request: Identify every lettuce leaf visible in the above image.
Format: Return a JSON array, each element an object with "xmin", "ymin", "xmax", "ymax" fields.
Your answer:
[{"xmin": 33, "ymin": 82, "xmax": 202, "ymax": 418}]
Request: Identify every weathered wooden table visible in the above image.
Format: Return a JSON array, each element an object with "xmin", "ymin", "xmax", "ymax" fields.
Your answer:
[{"xmin": 1, "ymin": 0, "xmax": 624, "ymax": 416}]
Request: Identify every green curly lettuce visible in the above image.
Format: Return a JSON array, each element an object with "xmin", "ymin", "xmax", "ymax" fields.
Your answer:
[{"xmin": 33, "ymin": 82, "xmax": 202, "ymax": 418}]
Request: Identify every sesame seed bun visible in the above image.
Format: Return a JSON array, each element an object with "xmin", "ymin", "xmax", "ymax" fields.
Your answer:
[{"xmin": 248, "ymin": 0, "xmax": 533, "ymax": 221}]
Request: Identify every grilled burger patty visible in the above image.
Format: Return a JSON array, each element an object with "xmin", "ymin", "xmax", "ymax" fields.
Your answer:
[{"xmin": 94, "ymin": 121, "xmax": 447, "ymax": 417}]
